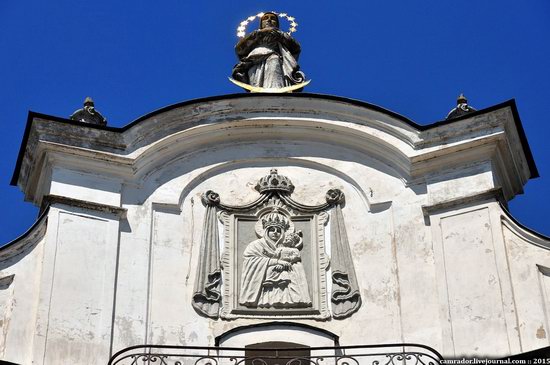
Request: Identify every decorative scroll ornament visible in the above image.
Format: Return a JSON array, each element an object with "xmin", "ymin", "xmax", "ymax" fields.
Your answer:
[
  {"xmin": 327, "ymin": 190, "xmax": 362, "ymax": 318},
  {"xmin": 109, "ymin": 343, "xmax": 444, "ymax": 365},
  {"xmin": 193, "ymin": 169, "xmax": 362, "ymax": 320},
  {"xmin": 230, "ymin": 11, "xmax": 309, "ymax": 93}
]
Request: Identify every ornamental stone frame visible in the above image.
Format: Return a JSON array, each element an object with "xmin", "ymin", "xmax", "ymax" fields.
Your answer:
[
  {"xmin": 220, "ymin": 201, "xmax": 330, "ymax": 319},
  {"xmin": 192, "ymin": 169, "xmax": 362, "ymax": 320}
]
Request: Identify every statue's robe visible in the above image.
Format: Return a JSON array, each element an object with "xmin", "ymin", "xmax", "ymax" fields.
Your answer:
[
  {"xmin": 239, "ymin": 238, "xmax": 312, "ymax": 308},
  {"xmin": 232, "ymin": 29, "xmax": 304, "ymax": 89}
]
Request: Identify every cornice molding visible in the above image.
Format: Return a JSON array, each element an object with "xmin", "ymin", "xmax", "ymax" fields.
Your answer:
[
  {"xmin": 0, "ymin": 274, "xmax": 15, "ymax": 289},
  {"xmin": 499, "ymin": 202, "xmax": 550, "ymax": 250},
  {"xmin": 11, "ymin": 95, "xmax": 537, "ymax": 207},
  {"xmin": 422, "ymin": 187, "xmax": 504, "ymax": 218},
  {"xmin": 42, "ymin": 195, "xmax": 127, "ymax": 218},
  {"xmin": 0, "ymin": 207, "xmax": 49, "ymax": 261}
]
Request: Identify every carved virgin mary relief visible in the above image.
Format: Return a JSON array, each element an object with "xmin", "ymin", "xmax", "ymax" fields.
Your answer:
[
  {"xmin": 192, "ymin": 169, "xmax": 361, "ymax": 320},
  {"xmin": 239, "ymin": 208, "xmax": 312, "ymax": 308}
]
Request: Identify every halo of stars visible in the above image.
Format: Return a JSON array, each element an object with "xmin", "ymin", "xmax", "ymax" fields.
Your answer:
[{"xmin": 236, "ymin": 11, "xmax": 298, "ymax": 38}]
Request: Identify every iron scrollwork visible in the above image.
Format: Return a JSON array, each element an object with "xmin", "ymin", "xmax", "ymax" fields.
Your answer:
[{"xmin": 108, "ymin": 344, "xmax": 443, "ymax": 365}]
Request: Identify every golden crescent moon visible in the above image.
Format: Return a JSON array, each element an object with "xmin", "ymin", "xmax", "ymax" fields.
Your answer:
[{"xmin": 228, "ymin": 78, "xmax": 311, "ymax": 93}]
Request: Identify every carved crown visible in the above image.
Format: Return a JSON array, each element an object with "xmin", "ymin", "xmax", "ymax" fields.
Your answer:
[
  {"xmin": 261, "ymin": 209, "xmax": 290, "ymax": 230},
  {"xmin": 255, "ymin": 169, "xmax": 295, "ymax": 194}
]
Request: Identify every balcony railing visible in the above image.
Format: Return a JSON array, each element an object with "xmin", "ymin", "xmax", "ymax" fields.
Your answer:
[{"xmin": 108, "ymin": 344, "xmax": 443, "ymax": 365}]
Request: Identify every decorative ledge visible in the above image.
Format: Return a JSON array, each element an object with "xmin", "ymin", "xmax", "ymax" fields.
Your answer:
[
  {"xmin": 42, "ymin": 195, "xmax": 127, "ymax": 218},
  {"xmin": 0, "ymin": 207, "xmax": 48, "ymax": 261},
  {"xmin": 538, "ymin": 265, "xmax": 550, "ymax": 277},
  {"xmin": 0, "ymin": 274, "xmax": 15, "ymax": 289},
  {"xmin": 422, "ymin": 187, "xmax": 504, "ymax": 218}
]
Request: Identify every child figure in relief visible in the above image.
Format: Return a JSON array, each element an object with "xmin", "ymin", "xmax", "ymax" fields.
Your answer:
[{"xmin": 265, "ymin": 231, "xmax": 303, "ymax": 283}]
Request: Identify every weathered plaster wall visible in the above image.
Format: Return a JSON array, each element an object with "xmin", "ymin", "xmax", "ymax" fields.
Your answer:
[
  {"xmin": 31, "ymin": 206, "xmax": 120, "ymax": 365},
  {"xmin": 0, "ymin": 96, "xmax": 547, "ymax": 364},
  {"xmin": 502, "ymin": 218, "xmax": 550, "ymax": 351},
  {"xmin": 133, "ymin": 161, "xmax": 408, "ymax": 349},
  {"xmin": 428, "ymin": 202, "xmax": 518, "ymax": 357},
  {"xmin": 0, "ymin": 231, "xmax": 45, "ymax": 364}
]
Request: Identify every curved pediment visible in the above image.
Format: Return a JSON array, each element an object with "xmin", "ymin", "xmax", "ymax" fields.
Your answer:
[{"xmin": 11, "ymin": 93, "xmax": 536, "ymax": 206}]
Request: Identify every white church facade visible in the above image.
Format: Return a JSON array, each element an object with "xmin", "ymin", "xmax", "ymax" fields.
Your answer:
[{"xmin": 1, "ymin": 93, "xmax": 549, "ymax": 364}]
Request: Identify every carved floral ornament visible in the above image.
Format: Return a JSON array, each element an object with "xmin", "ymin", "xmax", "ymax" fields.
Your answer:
[{"xmin": 192, "ymin": 169, "xmax": 362, "ymax": 320}]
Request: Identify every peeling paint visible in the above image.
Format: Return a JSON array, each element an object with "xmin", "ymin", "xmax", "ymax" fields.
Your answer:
[
  {"xmin": 116, "ymin": 317, "xmax": 140, "ymax": 347},
  {"xmin": 537, "ymin": 325, "xmax": 547, "ymax": 339},
  {"xmin": 178, "ymin": 328, "xmax": 187, "ymax": 346}
]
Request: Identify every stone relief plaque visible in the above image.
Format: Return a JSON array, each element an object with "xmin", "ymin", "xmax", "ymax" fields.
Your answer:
[
  {"xmin": 192, "ymin": 169, "xmax": 361, "ymax": 320},
  {"xmin": 221, "ymin": 202, "xmax": 329, "ymax": 319}
]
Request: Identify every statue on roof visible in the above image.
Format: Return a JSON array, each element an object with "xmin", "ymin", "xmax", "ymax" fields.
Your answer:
[{"xmin": 229, "ymin": 11, "xmax": 310, "ymax": 93}]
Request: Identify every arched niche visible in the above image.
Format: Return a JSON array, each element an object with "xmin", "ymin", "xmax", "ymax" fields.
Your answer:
[{"xmin": 215, "ymin": 322, "xmax": 339, "ymax": 347}]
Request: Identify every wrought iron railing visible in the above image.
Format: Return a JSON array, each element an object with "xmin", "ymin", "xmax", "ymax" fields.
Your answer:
[{"xmin": 108, "ymin": 344, "xmax": 443, "ymax": 365}]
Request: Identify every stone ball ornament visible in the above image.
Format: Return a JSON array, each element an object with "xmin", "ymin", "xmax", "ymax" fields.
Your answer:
[
  {"xmin": 446, "ymin": 93, "xmax": 477, "ymax": 120},
  {"xmin": 69, "ymin": 97, "xmax": 107, "ymax": 126}
]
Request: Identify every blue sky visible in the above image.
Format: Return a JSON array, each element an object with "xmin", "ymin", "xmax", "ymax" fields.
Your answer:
[{"xmin": 1, "ymin": 1, "xmax": 549, "ymax": 244}]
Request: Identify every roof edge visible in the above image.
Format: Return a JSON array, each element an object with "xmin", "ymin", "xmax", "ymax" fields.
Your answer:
[
  {"xmin": 10, "ymin": 94, "xmax": 538, "ymax": 187},
  {"xmin": 426, "ymin": 99, "xmax": 538, "ymax": 178},
  {"xmin": 124, "ymin": 93, "xmax": 420, "ymax": 131},
  {"xmin": 0, "ymin": 206, "xmax": 49, "ymax": 257},
  {"xmin": 499, "ymin": 202, "xmax": 550, "ymax": 242}
]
